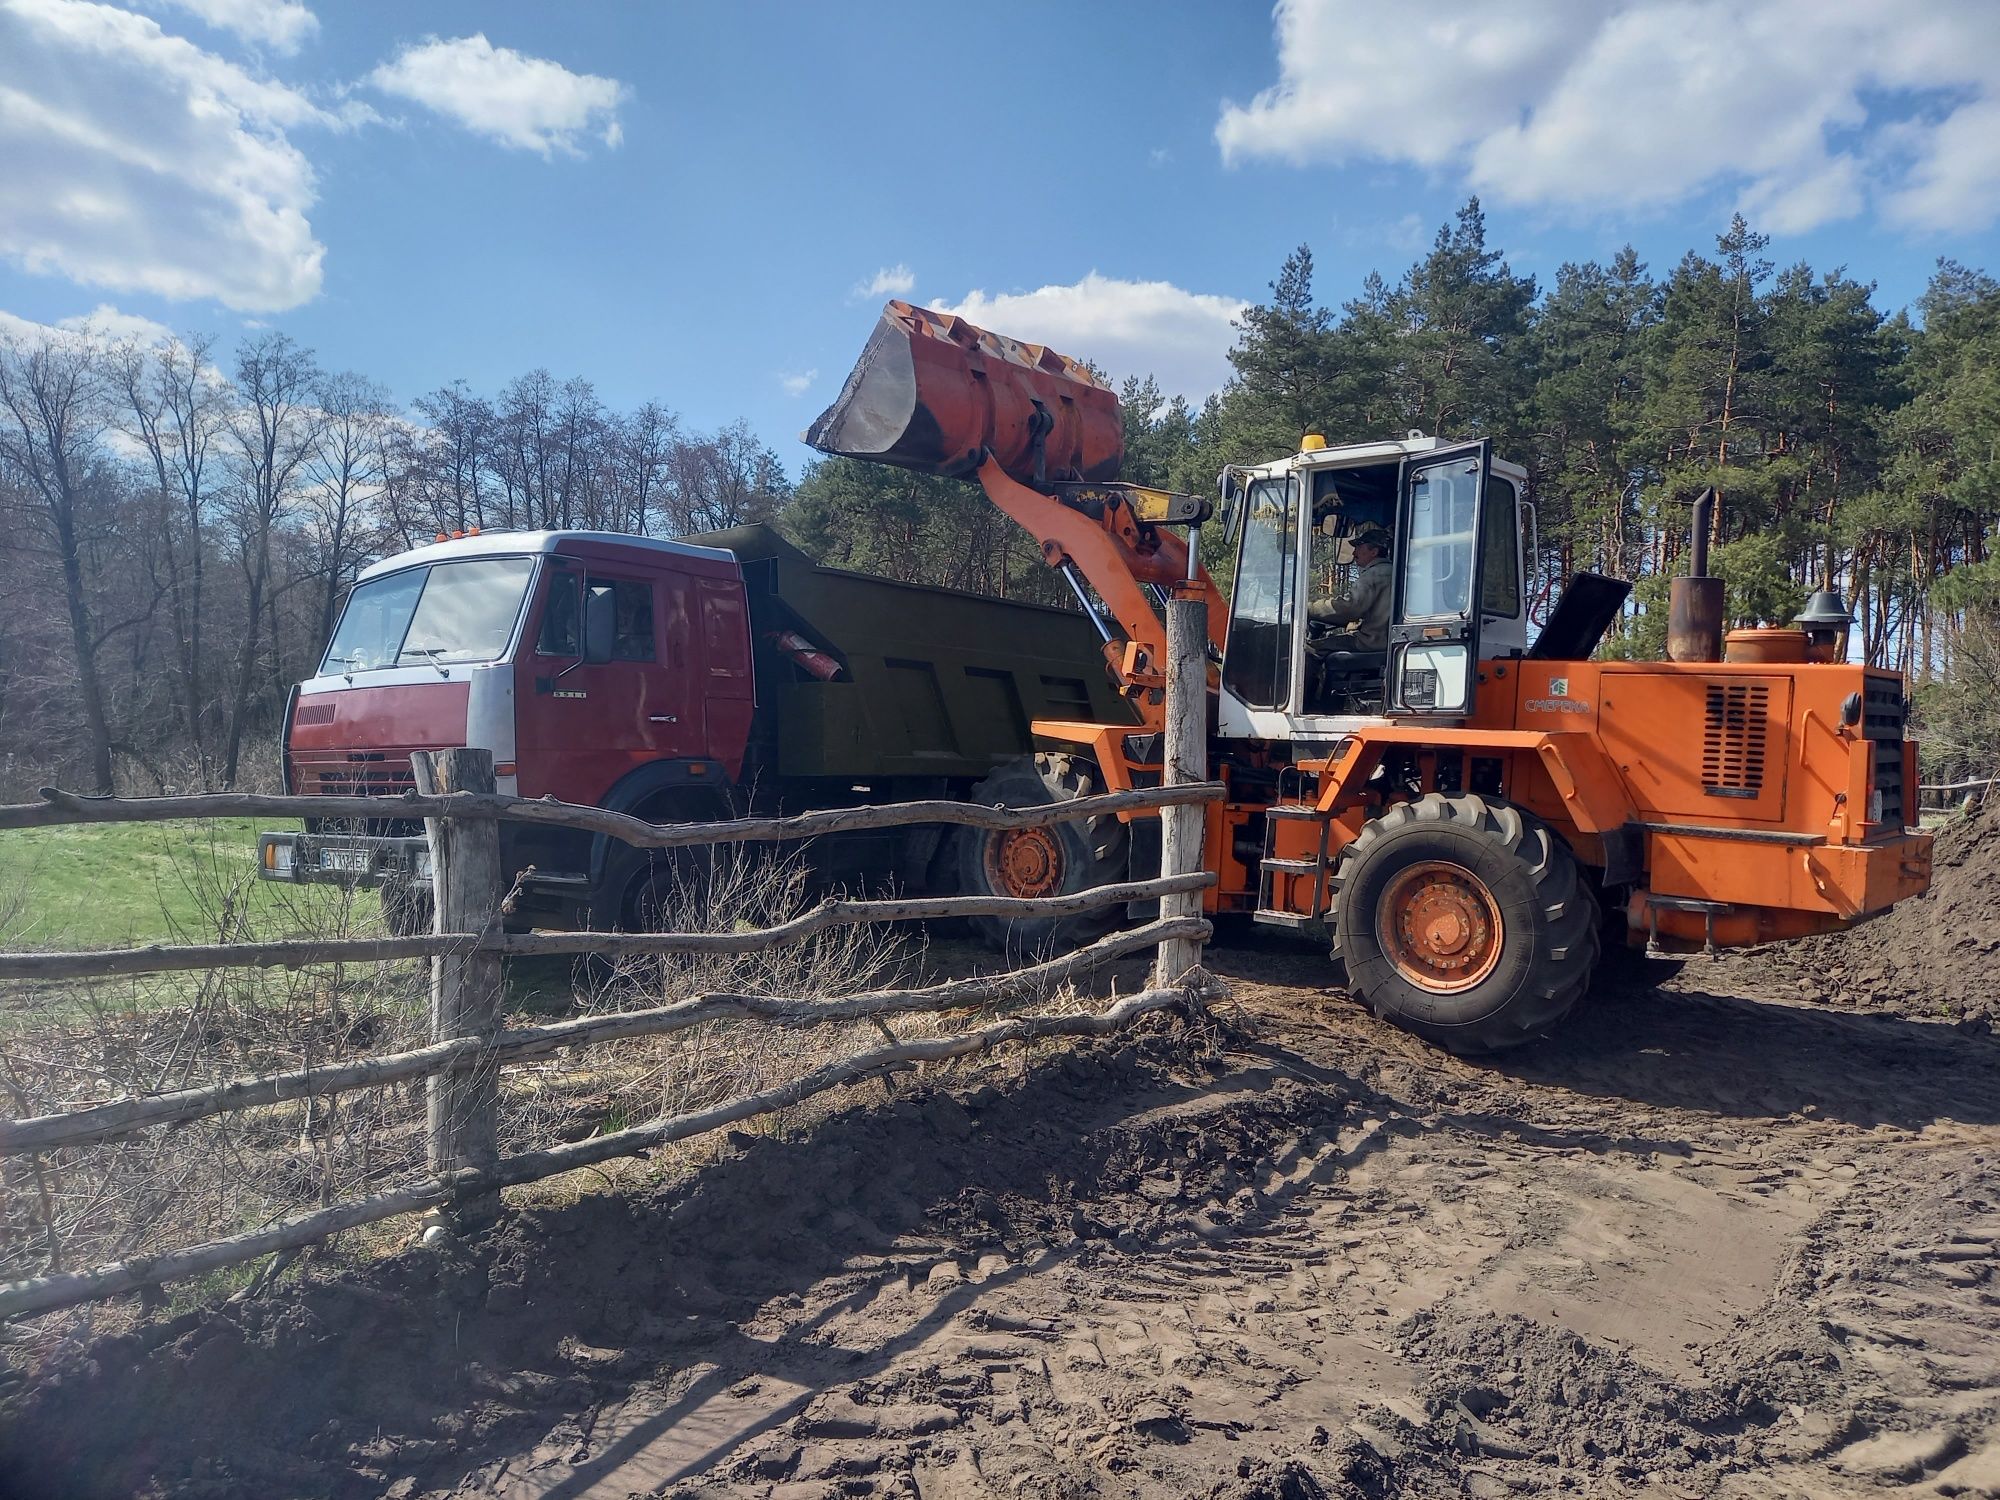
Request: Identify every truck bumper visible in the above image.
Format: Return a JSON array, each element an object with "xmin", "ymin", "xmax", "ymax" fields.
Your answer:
[{"xmin": 258, "ymin": 831, "xmax": 432, "ymax": 889}]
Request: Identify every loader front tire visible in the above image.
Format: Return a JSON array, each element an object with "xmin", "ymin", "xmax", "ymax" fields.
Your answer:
[
  {"xmin": 957, "ymin": 753, "xmax": 1130, "ymax": 957},
  {"xmin": 1330, "ymin": 793, "xmax": 1598, "ymax": 1055}
]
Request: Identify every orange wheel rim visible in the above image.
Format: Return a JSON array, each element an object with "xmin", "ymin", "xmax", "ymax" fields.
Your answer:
[
  {"xmin": 1377, "ymin": 859, "xmax": 1503, "ymax": 992},
  {"xmin": 987, "ymin": 827, "xmax": 1064, "ymax": 899}
]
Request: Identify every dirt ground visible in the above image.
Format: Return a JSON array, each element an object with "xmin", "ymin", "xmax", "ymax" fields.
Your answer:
[{"xmin": 7, "ymin": 894, "xmax": 2000, "ymax": 1500}]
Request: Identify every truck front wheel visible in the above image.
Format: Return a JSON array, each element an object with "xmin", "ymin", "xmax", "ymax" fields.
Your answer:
[
  {"xmin": 588, "ymin": 794, "xmax": 724, "ymax": 932},
  {"xmin": 1330, "ymin": 793, "xmax": 1598, "ymax": 1054},
  {"xmin": 957, "ymin": 753, "xmax": 1130, "ymax": 956}
]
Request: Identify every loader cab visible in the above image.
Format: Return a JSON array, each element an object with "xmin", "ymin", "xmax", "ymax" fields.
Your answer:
[{"xmin": 1216, "ymin": 434, "xmax": 1529, "ymax": 741}]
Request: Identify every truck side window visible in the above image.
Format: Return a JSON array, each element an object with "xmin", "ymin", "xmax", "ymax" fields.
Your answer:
[
  {"xmin": 605, "ymin": 580, "xmax": 656, "ymax": 661},
  {"xmin": 536, "ymin": 570, "xmax": 580, "ymax": 656}
]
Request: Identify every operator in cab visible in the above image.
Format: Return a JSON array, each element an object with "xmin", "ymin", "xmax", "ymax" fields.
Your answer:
[{"xmin": 1310, "ymin": 523, "xmax": 1392, "ymax": 651}]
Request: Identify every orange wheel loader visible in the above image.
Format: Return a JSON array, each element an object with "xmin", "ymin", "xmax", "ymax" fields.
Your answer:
[{"xmin": 809, "ymin": 300, "xmax": 1934, "ymax": 1053}]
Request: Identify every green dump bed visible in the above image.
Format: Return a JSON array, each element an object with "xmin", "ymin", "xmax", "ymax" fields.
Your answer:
[{"xmin": 688, "ymin": 525, "xmax": 1134, "ymax": 782}]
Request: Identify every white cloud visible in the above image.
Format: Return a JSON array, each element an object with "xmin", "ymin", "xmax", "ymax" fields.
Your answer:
[
  {"xmin": 367, "ymin": 34, "xmax": 625, "ymax": 157},
  {"xmin": 0, "ymin": 0, "xmax": 351, "ymax": 312},
  {"xmin": 851, "ymin": 264, "xmax": 916, "ymax": 301},
  {"xmin": 1219, "ymin": 0, "xmax": 2000, "ymax": 233},
  {"xmin": 145, "ymin": 0, "xmax": 317, "ymax": 54},
  {"xmin": 935, "ymin": 273, "xmax": 1248, "ymax": 403},
  {"xmin": 779, "ymin": 368, "xmax": 817, "ymax": 397},
  {"xmin": 0, "ymin": 302, "xmax": 174, "ymax": 352}
]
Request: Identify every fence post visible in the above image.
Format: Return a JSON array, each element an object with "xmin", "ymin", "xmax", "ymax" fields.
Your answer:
[
  {"xmin": 409, "ymin": 748, "xmax": 503, "ymax": 1221},
  {"xmin": 1154, "ymin": 597, "xmax": 1209, "ymax": 987}
]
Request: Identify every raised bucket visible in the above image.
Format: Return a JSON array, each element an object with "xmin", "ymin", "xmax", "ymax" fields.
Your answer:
[{"xmin": 806, "ymin": 301, "xmax": 1124, "ymax": 486}]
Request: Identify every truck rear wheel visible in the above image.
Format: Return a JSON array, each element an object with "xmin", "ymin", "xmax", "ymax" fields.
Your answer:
[
  {"xmin": 957, "ymin": 753, "xmax": 1130, "ymax": 956},
  {"xmin": 1330, "ymin": 793, "xmax": 1598, "ymax": 1054}
]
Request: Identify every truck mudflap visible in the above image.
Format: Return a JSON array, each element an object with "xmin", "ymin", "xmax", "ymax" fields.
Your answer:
[
  {"xmin": 258, "ymin": 830, "xmax": 431, "ymax": 889},
  {"xmin": 806, "ymin": 300, "xmax": 1123, "ymax": 486},
  {"xmin": 1631, "ymin": 827, "xmax": 1933, "ymax": 950}
]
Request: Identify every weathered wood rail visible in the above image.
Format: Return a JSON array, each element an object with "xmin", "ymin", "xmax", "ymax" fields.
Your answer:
[{"xmin": 0, "ymin": 599, "xmax": 1222, "ymax": 1321}]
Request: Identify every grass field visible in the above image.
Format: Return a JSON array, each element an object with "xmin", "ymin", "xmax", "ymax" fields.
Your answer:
[{"xmin": 0, "ymin": 818, "xmax": 311, "ymax": 948}]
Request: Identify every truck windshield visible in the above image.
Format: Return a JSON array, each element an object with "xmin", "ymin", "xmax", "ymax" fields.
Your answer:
[{"xmin": 321, "ymin": 557, "xmax": 536, "ymax": 673}]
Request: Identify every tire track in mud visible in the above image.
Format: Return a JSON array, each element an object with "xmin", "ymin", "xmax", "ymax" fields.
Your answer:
[{"xmin": 6, "ymin": 938, "xmax": 2000, "ymax": 1500}]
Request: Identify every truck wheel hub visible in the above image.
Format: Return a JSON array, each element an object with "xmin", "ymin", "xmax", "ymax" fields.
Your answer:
[
  {"xmin": 1379, "ymin": 861, "xmax": 1502, "ymax": 992},
  {"xmin": 989, "ymin": 828, "xmax": 1063, "ymax": 899}
]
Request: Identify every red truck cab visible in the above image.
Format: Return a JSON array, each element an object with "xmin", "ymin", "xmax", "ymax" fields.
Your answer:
[{"xmin": 268, "ymin": 530, "xmax": 754, "ymax": 927}]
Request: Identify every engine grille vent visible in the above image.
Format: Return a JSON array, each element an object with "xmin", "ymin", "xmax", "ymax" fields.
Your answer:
[{"xmin": 1702, "ymin": 683, "xmax": 1768, "ymax": 798}]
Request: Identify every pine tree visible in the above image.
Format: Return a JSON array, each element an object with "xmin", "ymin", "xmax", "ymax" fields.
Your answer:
[{"xmin": 1388, "ymin": 199, "xmax": 1538, "ymax": 442}]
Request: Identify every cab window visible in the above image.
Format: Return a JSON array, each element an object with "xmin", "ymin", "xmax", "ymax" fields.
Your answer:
[
  {"xmin": 589, "ymin": 579, "xmax": 657, "ymax": 661},
  {"xmin": 1221, "ymin": 477, "xmax": 1300, "ymax": 709},
  {"xmin": 1480, "ymin": 478, "xmax": 1520, "ymax": 618},
  {"xmin": 536, "ymin": 570, "xmax": 580, "ymax": 655},
  {"xmin": 1400, "ymin": 461, "xmax": 1478, "ymax": 620}
]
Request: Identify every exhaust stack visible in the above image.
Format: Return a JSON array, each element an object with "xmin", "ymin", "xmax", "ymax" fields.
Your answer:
[
  {"xmin": 806, "ymin": 301, "xmax": 1124, "ymax": 487},
  {"xmin": 1667, "ymin": 488, "xmax": 1725, "ymax": 663}
]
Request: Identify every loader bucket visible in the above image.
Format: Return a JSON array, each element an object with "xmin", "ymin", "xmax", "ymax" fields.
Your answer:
[{"xmin": 807, "ymin": 300, "xmax": 1124, "ymax": 486}]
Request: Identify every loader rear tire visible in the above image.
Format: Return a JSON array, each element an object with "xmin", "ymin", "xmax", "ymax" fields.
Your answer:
[
  {"xmin": 1330, "ymin": 793, "xmax": 1598, "ymax": 1055},
  {"xmin": 957, "ymin": 753, "xmax": 1130, "ymax": 957}
]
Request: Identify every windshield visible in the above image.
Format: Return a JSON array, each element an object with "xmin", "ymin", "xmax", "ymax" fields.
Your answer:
[
  {"xmin": 321, "ymin": 557, "xmax": 536, "ymax": 673},
  {"xmin": 1221, "ymin": 476, "xmax": 1299, "ymax": 710}
]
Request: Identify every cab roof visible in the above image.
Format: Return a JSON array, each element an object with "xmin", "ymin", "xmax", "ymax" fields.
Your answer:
[{"xmin": 356, "ymin": 529, "xmax": 738, "ymax": 584}]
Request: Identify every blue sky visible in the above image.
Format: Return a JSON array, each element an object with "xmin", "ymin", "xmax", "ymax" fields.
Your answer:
[{"xmin": 4, "ymin": 0, "xmax": 1999, "ymax": 477}]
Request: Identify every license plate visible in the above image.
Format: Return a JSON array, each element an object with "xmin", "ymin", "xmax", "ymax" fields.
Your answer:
[{"xmin": 319, "ymin": 849, "xmax": 371, "ymax": 874}]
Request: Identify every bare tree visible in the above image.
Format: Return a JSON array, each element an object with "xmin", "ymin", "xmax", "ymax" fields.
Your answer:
[
  {"xmin": 304, "ymin": 372, "xmax": 393, "ymax": 647},
  {"xmin": 0, "ymin": 333, "xmax": 120, "ymax": 791},
  {"xmin": 114, "ymin": 333, "xmax": 226, "ymax": 770},
  {"xmin": 668, "ymin": 418, "xmax": 792, "ymax": 534},
  {"xmin": 613, "ymin": 400, "xmax": 680, "ymax": 534},
  {"xmin": 220, "ymin": 334, "xmax": 323, "ymax": 786}
]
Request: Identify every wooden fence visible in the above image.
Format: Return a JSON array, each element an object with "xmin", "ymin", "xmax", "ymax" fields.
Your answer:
[
  {"xmin": 1918, "ymin": 775, "xmax": 1994, "ymax": 812},
  {"xmin": 0, "ymin": 601, "xmax": 1219, "ymax": 1323}
]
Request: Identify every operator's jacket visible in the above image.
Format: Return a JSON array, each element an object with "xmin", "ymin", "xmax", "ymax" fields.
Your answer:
[{"xmin": 1309, "ymin": 557, "xmax": 1392, "ymax": 652}]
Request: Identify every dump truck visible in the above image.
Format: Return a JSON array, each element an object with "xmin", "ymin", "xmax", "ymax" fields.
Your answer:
[
  {"xmin": 258, "ymin": 522, "xmax": 1131, "ymax": 931},
  {"xmin": 808, "ymin": 298, "xmax": 1934, "ymax": 1052}
]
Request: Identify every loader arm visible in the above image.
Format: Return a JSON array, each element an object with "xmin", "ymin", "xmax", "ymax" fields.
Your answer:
[{"xmin": 975, "ymin": 455, "xmax": 1225, "ymax": 713}]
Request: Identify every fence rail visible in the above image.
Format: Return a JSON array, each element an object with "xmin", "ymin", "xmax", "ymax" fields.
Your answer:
[
  {"xmin": 0, "ymin": 780, "xmax": 1217, "ymax": 840},
  {"xmin": 0, "ymin": 602, "xmax": 1220, "ymax": 1322},
  {"xmin": 1919, "ymin": 775, "xmax": 1994, "ymax": 807}
]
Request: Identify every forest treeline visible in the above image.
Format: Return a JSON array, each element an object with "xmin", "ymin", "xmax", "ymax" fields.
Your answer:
[{"xmin": 2, "ymin": 200, "xmax": 1996, "ymax": 794}]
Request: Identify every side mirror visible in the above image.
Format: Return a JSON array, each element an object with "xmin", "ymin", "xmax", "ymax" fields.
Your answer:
[
  {"xmin": 584, "ymin": 586, "xmax": 616, "ymax": 664},
  {"xmin": 1218, "ymin": 469, "xmax": 1244, "ymax": 549}
]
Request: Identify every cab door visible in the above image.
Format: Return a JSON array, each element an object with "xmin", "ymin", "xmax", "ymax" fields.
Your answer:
[
  {"xmin": 515, "ymin": 563, "xmax": 692, "ymax": 804},
  {"xmin": 1387, "ymin": 440, "xmax": 1489, "ymax": 718}
]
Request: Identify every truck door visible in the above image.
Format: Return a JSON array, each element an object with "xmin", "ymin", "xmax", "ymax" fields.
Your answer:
[
  {"xmin": 516, "ymin": 563, "xmax": 693, "ymax": 805},
  {"xmin": 1387, "ymin": 440, "xmax": 1490, "ymax": 718}
]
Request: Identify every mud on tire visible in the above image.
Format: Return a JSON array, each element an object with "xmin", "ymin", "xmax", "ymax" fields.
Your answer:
[
  {"xmin": 1330, "ymin": 793, "xmax": 1599, "ymax": 1054},
  {"xmin": 956, "ymin": 752, "xmax": 1131, "ymax": 957}
]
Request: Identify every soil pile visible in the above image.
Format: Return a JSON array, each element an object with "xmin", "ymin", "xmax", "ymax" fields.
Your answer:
[{"xmin": 1706, "ymin": 798, "xmax": 2000, "ymax": 1022}]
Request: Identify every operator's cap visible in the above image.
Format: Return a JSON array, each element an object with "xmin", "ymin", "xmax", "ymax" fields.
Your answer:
[
  {"xmin": 1793, "ymin": 590, "xmax": 1852, "ymax": 627},
  {"xmin": 1351, "ymin": 523, "xmax": 1392, "ymax": 552}
]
